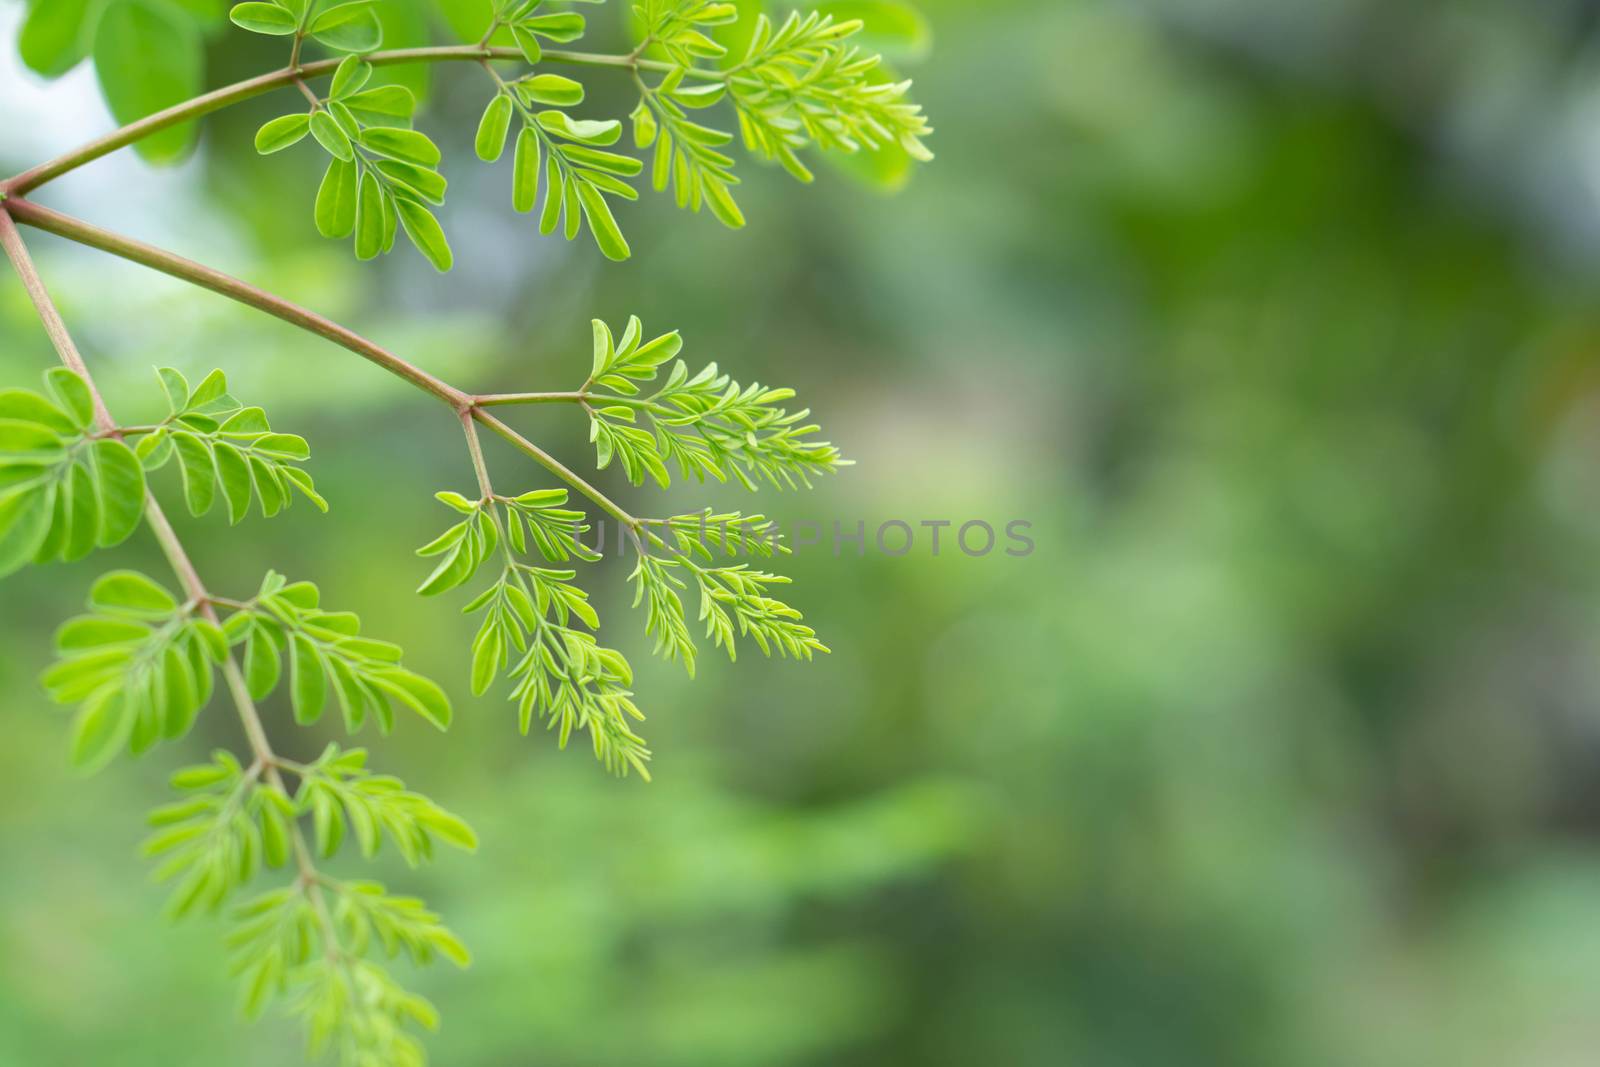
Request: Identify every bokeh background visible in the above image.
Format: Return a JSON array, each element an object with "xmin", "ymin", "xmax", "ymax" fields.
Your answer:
[{"xmin": 8, "ymin": 0, "xmax": 1600, "ymax": 1063}]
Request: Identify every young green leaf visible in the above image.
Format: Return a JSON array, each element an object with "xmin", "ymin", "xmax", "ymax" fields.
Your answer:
[
  {"xmin": 511, "ymin": 127, "xmax": 541, "ymax": 213},
  {"xmin": 314, "ymin": 157, "xmax": 359, "ymax": 238},
  {"xmin": 255, "ymin": 112, "xmax": 310, "ymax": 154},
  {"xmin": 309, "ymin": 110, "xmax": 354, "ymax": 161},
  {"xmin": 94, "ymin": 0, "xmax": 202, "ymax": 164},
  {"xmin": 476, "ymin": 93, "xmax": 513, "ymax": 163},
  {"xmin": 575, "ymin": 182, "xmax": 630, "ymax": 262},
  {"xmin": 355, "ymin": 168, "xmax": 385, "ymax": 260},
  {"xmin": 228, "ymin": 2, "xmax": 298, "ymax": 35},
  {"xmin": 519, "ymin": 74, "xmax": 584, "ymax": 108},
  {"xmin": 328, "ymin": 54, "xmax": 371, "ymax": 98},
  {"xmin": 393, "ymin": 197, "xmax": 453, "ymax": 272},
  {"xmin": 359, "ymin": 126, "xmax": 440, "ymax": 167},
  {"xmin": 308, "ymin": 0, "xmax": 382, "ymax": 52}
]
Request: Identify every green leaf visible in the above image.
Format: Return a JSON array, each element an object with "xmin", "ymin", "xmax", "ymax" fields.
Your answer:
[
  {"xmin": 520, "ymin": 74, "xmax": 583, "ymax": 108},
  {"xmin": 310, "ymin": 110, "xmax": 354, "ymax": 161},
  {"xmin": 393, "ymin": 198, "xmax": 453, "ymax": 272},
  {"xmin": 370, "ymin": 669, "xmax": 451, "ymax": 730},
  {"xmin": 538, "ymin": 154, "xmax": 565, "ymax": 235},
  {"xmin": 255, "ymin": 112, "xmax": 311, "ymax": 155},
  {"xmin": 156, "ymin": 369, "xmax": 190, "ymax": 415},
  {"xmin": 511, "ymin": 127, "xmax": 542, "ymax": 213},
  {"xmin": 228, "ymin": 1, "xmax": 299, "ymax": 34},
  {"xmin": 213, "ymin": 441, "xmax": 253, "ymax": 524},
  {"xmin": 45, "ymin": 369, "xmax": 96, "ymax": 429},
  {"xmin": 249, "ymin": 455, "xmax": 285, "ymax": 517},
  {"xmin": 160, "ymin": 644, "xmax": 200, "ymax": 739},
  {"xmin": 702, "ymin": 177, "xmax": 746, "ymax": 228},
  {"xmin": 71, "ymin": 691, "xmax": 131, "ymax": 772},
  {"xmin": 355, "ymin": 169, "xmax": 385, "ymax": 261},
  {"xmin": 359, "ymin": 126, "xmax": 441, "ymax": 167},
  {"xmin": 244, "ymin": 627, "xmax": 281, "ymax": 700},
  {"xmin": 290, "ymin": 633, "xmax": 327, "ymax": 723},
  {"xmin": 172, "ymin": 432, "xmax": 217, "ymax": 516},
  {"xmin": 57, "ymin": 616, "xmax": 150, "ymax": 651},
  {"xmin": 419, "ymin": 809, "xmax": 478, "ymax": 852},
  {"xmin": 90, "ymin": 571, "xmax": 178, "ymax": 618},
  {"xmin": 576, "ymin": 182, "xmax": 630, "ymax": 262},
  {"xmin": 64, "ymin": 463, "xmax": 98, "ymax": 561},
  {"xmin": 259, "ymin": 801, "xmax": 291, "ymax": 868},
  {"xmin": 308, "ymin": 0, "xmax": 382, "ymax": 51},
  {"xmin": 0, "ymin": 390, "xmax": 74, "ymax": 435},
  {"xmin": 328, "ymin": 55, "xmax": 371, "ymax": 98},
  {"xmin": 94, "ymin": 0, "xmax": 203, "ymax": 164},
  {"xmin": 189, "ymin": 368, "xmax": 230, "ymax": 410},
  {"xmin": 0, "ymin": 417, "xmax": 64, "ymax": 458},
  {"xmin": 475, "ymin": 93, "xmax": 512, "ymax": 163},
  {"xmin": 0, "ymin": 485, "xmax": 55, "ymax": 579},
  {"xmin": 342, "ymin": 85, "xmax": 415, "ymax": 123},
  {"xmin": 315, "ymin": 157, "xmax": 359, "ymax": 238},
  {"xmin": 511, "ymin": 25, "xmax": 541, "ymax": 65},
  {"xmin": 91, "ymin": 438, "xmax": 146, "ymax": 547},
  {"xmin": 519, "ymin": 12, "xmax": 584, "ymax": 42},
  {"xmin": 470, "ymin": 624, "xmax": 499, "ymax": 696},
  {"xmin": 19, "ymin": 0, "xmax": 96, "ymax": 78},
  {"xmin": 538, "ymin": 110, "xmax": 620, "ymax": 146},
  {"xmin": 372, "ymin": 159, "xmax": 447, "ymax": 204}
]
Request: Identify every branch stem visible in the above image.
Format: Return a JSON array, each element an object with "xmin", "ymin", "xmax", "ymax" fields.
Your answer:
[
  {"xmin": 5, "ymin": 197, "xmax": 470, "ymax": 409},
  {"xmin": 474, "ymin": 391, "xmax": 588, "ymax": 406},
  {"xmin": 5, "ymin": 198, "xmax": 640, "ymax": 530},
  {"xmin": 474, "ymin": 410, "xmax": 640, "ymax": 530},
  {"xmin": 1, "ymin": 46, "xmax": 685, "ymax": 196},
  {"xmin": 461, "ymin": 410, "xmax": 495, "ymax": 500},
  {"xmin": 0, "ymin": 201, "xmax": 332, "ymax": 921}
]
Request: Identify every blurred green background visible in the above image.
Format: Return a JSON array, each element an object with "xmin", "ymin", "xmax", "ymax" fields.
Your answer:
[{"xmin": 9, "ymin": 0, "xmax": 1600, "ymax": 1063}]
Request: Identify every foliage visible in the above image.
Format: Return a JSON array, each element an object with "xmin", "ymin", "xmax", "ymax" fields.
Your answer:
[
  {"xmin": 255, "ymin": 54, "xmax": 452, "ymax": 268},
  {"xmin": 415, "ymin": 488, "xmax": 650, "ymax": 777},
  {"xmin": 0, "ymin": 367, "xmax": 144, "ymax": 577},
  {"xmin": 140, "ymin": 366, "xmax": 329, "ymax": 520},
  {"xmin": 0, "ymin": 1, "xmax": 934, "ymax": 1063},
  {"xmin": 42, "ymin": 570, "xmax": 226, "ymax": 770},
  {"xmin": 230, "ymin": 0, "xmax": 933, "ymax": 260},
  {"xmin": 582, "ymin": 315, "xmax": 848, "ymax": 490},
  {"xmin": 220, "ymin": 571, "xmax": 452, "ymax": 732}
]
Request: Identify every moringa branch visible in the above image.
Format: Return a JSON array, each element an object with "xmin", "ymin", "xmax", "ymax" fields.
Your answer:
[
  {"xmin": 4, "ymin": 197, "xmax": 466, "ymax": 406},
  {"xmin": 0, "ymin": 203, "xmax": 340, "ymax": 952},
  {"xmin": 1, "ymin": 46, "xmax": 674, "ymax": 197},
  {"xmin": 1, "ymin": 196, "xmax": 642, "ymax": 531},
  {"xmin": 0, "ymin": 3, "xmax": 918, "ymax": 1055}
]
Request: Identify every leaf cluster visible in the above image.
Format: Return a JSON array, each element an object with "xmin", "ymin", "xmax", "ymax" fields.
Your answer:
[
  {"xmin": 230, "ymin": 877, "xmax": 464, "ymax": 1064},
  {"xmin": 140, "ymin": 366, "xmax": 328, "ymax": 520},
  {"xmin": 221, "ymin": 571, "xmax": 453, "ymax": 733},
  {"xmin": 143, "ymin": 750, "xmax": 293, "ymax": 917},
  {"xmin": 583, "ymin": 316, "xmax": 846, "ymax": 489},
  {"xmin": 42, "ymin": 571, "xmax": 226, "ymax": 771},
  {"xmin": 482, "ymin": 83, "xmax": 640, "ymax": 262},
  {"xmin": 637, "ymin": 0, "xmax": 739, "ymax": 67},
  {"xmin": 414, "ymin": 489, "xmax": 649, "ymax": 777},
  {"xmin": 230, "ymin": 0, "xmax": 383, "ymax": 53},
  {"xmin": 492, "ymin": 0, "xmax": 597, "ymax": 66},
  {"xmin": 623, "ymin": 5, "xmax": 934, "ymax": 227},
  {"xmin": 294, "ymin": 743, "xmax": 477, "ymax": 862},
  {"xmin": 257, "ymin": 56, "xmax": 452, "ymax": 270},
  {"xmin": 728, "ymin": 12, "xmax": 935, "ymax": 181},
  {"xmin": 0, "ymin": 367, "xmax": 143, "ymax": 578},
  {"xmin": 629, "ymin": 550, "xmax": 827, "ymax": 677}
]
